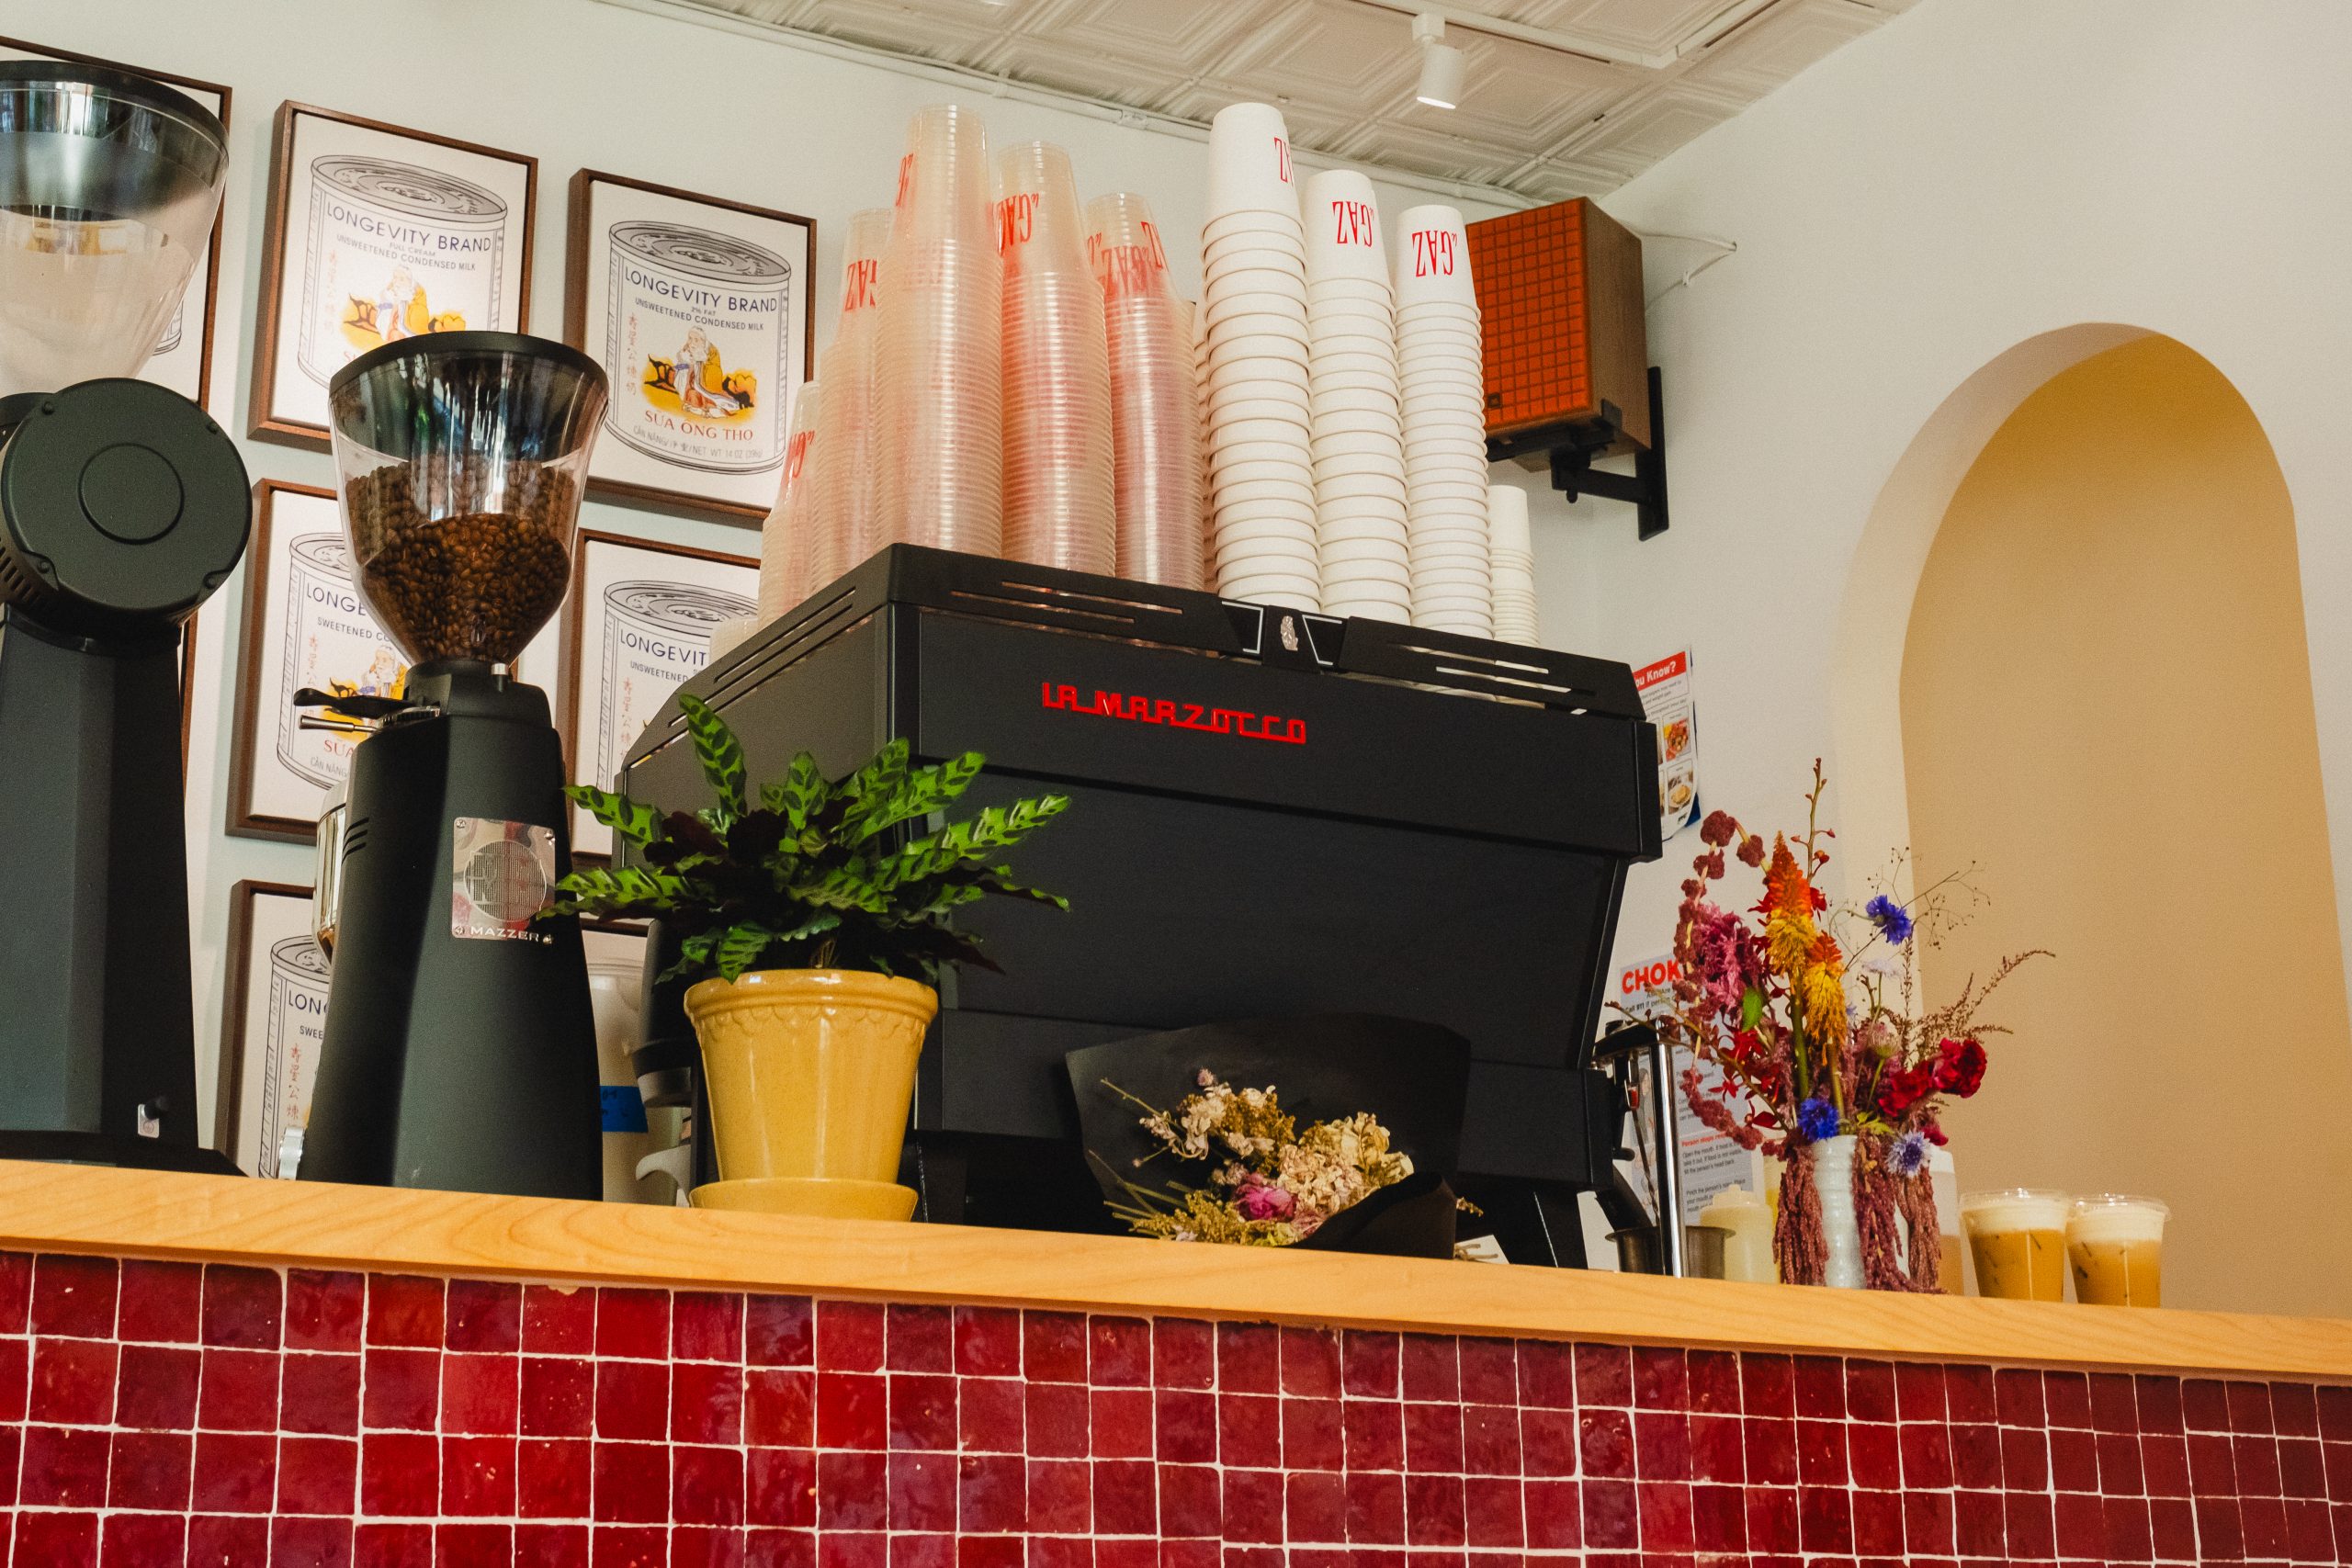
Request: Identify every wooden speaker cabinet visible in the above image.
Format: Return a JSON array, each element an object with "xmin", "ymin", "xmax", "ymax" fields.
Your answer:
[{"xmin": 1467, "ymin": 199, "xmax": 1649, "ymax": 459}]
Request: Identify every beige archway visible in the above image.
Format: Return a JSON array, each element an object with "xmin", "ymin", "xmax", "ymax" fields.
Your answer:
[{"xmin": 1838, "ymin": 333, "xmax": 2351, "ymax": 1314}]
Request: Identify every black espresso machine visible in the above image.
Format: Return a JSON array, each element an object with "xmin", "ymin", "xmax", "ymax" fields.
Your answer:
[{"xmin": 620, "ymin": 546, "xmax": 1660, "ymax": 1265}]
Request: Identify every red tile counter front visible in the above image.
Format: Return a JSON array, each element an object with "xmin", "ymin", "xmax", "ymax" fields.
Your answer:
[{"xmin": 3, "ymin": 1251, "xmax": 2350, "ymax": 1567}]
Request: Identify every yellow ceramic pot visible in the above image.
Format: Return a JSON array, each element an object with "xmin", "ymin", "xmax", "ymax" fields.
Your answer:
[{"xmin": 683, "ymin": 969, "xmax": 937, "ymax": 1218}]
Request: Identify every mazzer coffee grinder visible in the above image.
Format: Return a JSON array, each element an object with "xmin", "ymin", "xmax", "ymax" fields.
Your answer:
[
  {"xmin": 0, "ymin": 62, "xmax": 251, "ymax": 1170},
  {"xmin": 299, "ymin": 333, "xmax": 604, "ymax": 1199}
]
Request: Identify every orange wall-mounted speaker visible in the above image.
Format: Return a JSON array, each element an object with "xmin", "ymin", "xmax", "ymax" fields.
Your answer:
[{"xmin": 1467, "ymin": 199, "xmax": 1649, "ymax": 456}]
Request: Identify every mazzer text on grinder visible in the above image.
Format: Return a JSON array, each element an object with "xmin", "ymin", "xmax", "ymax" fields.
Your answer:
[
  {"xmin": 299, "ymin": 333, "xmax": 605, "ymax": 1198},
  {"xmin": 0, "ymin": 62, "xmax": 251, "ymax": 1169}
]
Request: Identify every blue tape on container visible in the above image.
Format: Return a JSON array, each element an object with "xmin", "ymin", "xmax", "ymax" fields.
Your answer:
[{"xmin": 600, "ymin": 1084, "xmax": 649, "ymax": 1134}]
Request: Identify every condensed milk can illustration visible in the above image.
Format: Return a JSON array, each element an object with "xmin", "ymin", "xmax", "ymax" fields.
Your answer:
[
  {"xmin": 298, "ymin": 155, "xmax": 507, "ymax": 386},
  {"xmin": 607, "ymin": 220, "xmax": 793, "ymax": 474},
  {"xmin": 278, "ymin": 533, "xmax": 403, "ymax": 790},
  {"xmin": 595, "ymin": 581, "xmax": 757, "ymax": 786},
  {"xmin": 257, "ymin": 934, "xmax": 333, "ymax": 1178}
]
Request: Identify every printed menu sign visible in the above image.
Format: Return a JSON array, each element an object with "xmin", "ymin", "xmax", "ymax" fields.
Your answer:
[
  {"xmin": 1634, "ymin": 650, "xmax": 1698, "ymax": 841},
  {"xmin": 1611, "ymin": 950, "xmax": 1758, "ymax": 1224}
]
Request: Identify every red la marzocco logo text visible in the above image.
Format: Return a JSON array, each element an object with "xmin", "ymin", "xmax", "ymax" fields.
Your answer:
[{"xmin": 1041, "ymin": 682, "xmax": 1306, "ymax": 745}]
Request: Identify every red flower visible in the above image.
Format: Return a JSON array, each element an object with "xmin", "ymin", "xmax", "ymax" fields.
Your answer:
[
  {"xmin": 1876, "ymin": 1061, "xmax": 1938, "ymax": 1119},
  {"xmin": 1922, "ymin": 1122, "xmax": 1948, "ymax": 1146},
  {"xmin": 1933, "ymin": 1036, "xmax": 1987, "ymax": 1099},
  {"xmin": 1736, "ymin": 836, "xmax": 1766, "ymax": 867},
  {"xmin": 1700, "ymin": 810, "xmax": 1737, "ymax": 848}
]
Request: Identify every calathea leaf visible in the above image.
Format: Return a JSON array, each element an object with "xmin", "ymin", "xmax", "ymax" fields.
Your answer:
[
  {"xmin": 563, "ymin": 784, "xmax": 661, "ymax": 845},
  {"xmin": 679, "ymin": 693, "xmax": 748, "ymax": 818},
  {"xmin": 842, "ymin": 739, "xmax": 910, "ymax": 812},
  {"xmin": 760, "ymin": 752, "xmax": 828, "ymax": 833},
  {"xmin": 853, "ymin": 750, "xmax": 986, "ymax": 842},
  {"xmin": 716, "ymin": 923, "xmax": 777, "ymax": 981}
]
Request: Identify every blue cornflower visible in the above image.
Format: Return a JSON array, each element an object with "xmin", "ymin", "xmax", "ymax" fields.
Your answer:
[
  {"xmin": 1864, "ymin": 894, "xmax": 1914, "ymax": 945},
  {"xmin": 1796, "ymin": 1097, "xmax": 1841, "ymax": 1142},
  {"xmin": 1887, "ymin": 1129, "xmax": 1929, "ymax": 1178}
]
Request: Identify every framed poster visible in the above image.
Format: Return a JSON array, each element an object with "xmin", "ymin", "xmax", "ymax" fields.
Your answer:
[
  {"xmin": 250, "ymin": 102, "xmax": 537, "ymax": 446},
  {"xmin": 0, "ymin": 38, "xmax": 229, "ymax": 408},
  {"xmin": 225, "ymin": 479, "xmax": 407, "ymax": 841},
  {"xmin": 564, "ymin": 170, "xmax": 814, "ymax": 519},
  {"xmin": 556, "ymin": 529, "xmax": 757, "ymax": 859},
  {"xmin": 180, "ymin": 613, "xmax": 200, "ymax": 776},
  {"xmin": 215, "ymin": 880, "xmax": 329, "ymax": 1179}
]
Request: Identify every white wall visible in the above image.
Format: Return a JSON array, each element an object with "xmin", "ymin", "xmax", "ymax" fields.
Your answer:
[
  {"xmin": 1569, "ymin": 0, "xmax": 2352, "ymax": 1014},
  {"xmin": 3, "ymin": 0, "xmax": 1510, "ymax": 1139}
]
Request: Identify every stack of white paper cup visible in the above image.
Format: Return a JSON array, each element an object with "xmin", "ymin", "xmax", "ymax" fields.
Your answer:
[
  {"xmin": 1088, "ymin": 191, "xmax": 1203, "ymax": 590},
  {"xmin": 873, "ymin": 104, "xmax": 1002, "ymax": 556},
  {"xmin": 1201, "ymin": 103, "xmax": 1317, "ymax": 610},
  {"xmin": 756, "ymin": 378, "xmax": 822, "ymax": 622},
  {"xmin": 1000, "ymin": 141, "xmax": 1114, "ymax": 574},
  {"xmin": 808, "ymin": 209, "xmax": 891, "ymax": 583},
  {"xmin": 1394, "ymin": 204, "xmax": 1489, "ymax": 636},
  {"xmin": 1487, "ymin": 483, "xmax": 1536, "ymax": 644},
  {"xmin": 1301, "ymin": 169, "xmax": 1408, "ymax": 623}
]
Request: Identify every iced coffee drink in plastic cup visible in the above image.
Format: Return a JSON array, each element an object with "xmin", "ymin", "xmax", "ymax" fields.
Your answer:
[
  {"xmin": 1961, "ymin": 1188, "xmax": 2070, "ymax": 1301},
  {"xmin": 2066, "ymin": 1193, "xmax": 2167, "ymax": 1307}
]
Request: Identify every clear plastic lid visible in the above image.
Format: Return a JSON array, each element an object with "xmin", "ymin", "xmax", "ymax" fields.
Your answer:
[{"xmin": 326, "ymin": 333, "xmax": 606, "ymax": 666}]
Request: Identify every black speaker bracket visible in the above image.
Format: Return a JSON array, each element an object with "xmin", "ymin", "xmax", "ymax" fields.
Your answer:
[{"xmin": 1486, "ymin": 365, "xmax": 1670, "ymax": 542}]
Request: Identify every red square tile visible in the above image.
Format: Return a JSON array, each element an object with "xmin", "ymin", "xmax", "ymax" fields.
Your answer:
[
  {"xmin": 2243, "ymin": 1493, "xmax": 2289, "ymax": 1557},
  {"xmin": 1156, "ymin": 1389, "xmax": 1216, "ymax": 1465},
  {"xmin": 1738, "ymin": 1353, "xmax": 1792, "ymax": 1418},
  {"xmin": 199, "ymin": 1346, "xmax": 280, "ymax": 1431},
  {"xmin": 669, "ymin": 1360, "xmax": 741, "ymax": 1446},
  {"xmin": 1894, "ymin": 1361, "xmax": 1946, "ymax": 1422},
  {"xmin": 1633, "ymin": 1348, "xmax": 1687, "ymax": 1411},
  {"xmin": 201, "ymin": 1264, "xmax": 282, "ymax": 1349},
  {"xmin": 525, "ymin": 1356, "xmax": 595, "ymax": 1438},
  {"xmin": 1680, "ymin": 1348, "xmax": 1736, "ymax": 1416},
  {"xmin": 1272, "ymin": 1469, "xmax": 1351, "ymax": 1545},
  {"xmin": 445, "ymin": 1433, "xmax": 519, "ymax": 1515},
  {"xmin": 2274, "ymin": 1382, "xmax": 2321, "ymax": 1438},
  {"xmin": 1151, "ymin": 1317, "xmax": 1214, "ymax": 1391},
  {"xmin": 1407, "ymin": 1401, "xmax": 1465, "ymax": 1472},
  {"xmin": 2089, "ymin": 1371, "xmax": 2139, "ymax": 1433},
  {"xmin": 952, "ymin": 1307, "xmax": 1021, "ymax": 1379},
  {"xmin": 2183, "ymin": 1379, "xmax": 2231, "ymax": 1432},
  {"xmin": 364, "ymin": 1348, "xmax": 440, "ymax": 1430},
  {"xmin": 888, "ymin": 1532, "xmax": 952, "ymax": 1568},
  {"xmin": 958, "ymin": 1452, "xmax": 1026, "ymax": 1532},
  {"xmin": 957, "ymin": 1376, "xmax": 1021, "ymax": 1452},
  {"xmin": 746, "ymin": 1446, "xmax": 813, "ymax": 1529},
  {"xmin": 31, "ymin": 1254, "xmax": 117, "ymax": 1338},
  {"xmin": 117, "ymin": 1343, "xmax": 200, "ymax": 1429},
  {"xmin": 1632, "ymin": 1409, "xmax": 1687, "ymax": 1480},
  {"xmin": 277, "ymin": 1433, "xmax": 357, "ymax": 1515},
  {"xmin": 2150, "ymin": 1495, "xmax": 2197, "ymax": 1560},
  {"xmin": 1345, "ymin": 1470, "xmax": 1403, "ymax": 1544},
  {"xmin": 0, "ymin": 1251, "xmax": 24, "ymax": 1332},
  {"xmin": 1688, "ymin": 1412, "xmax": 1741, "ymax": 1483},
  {"xmin": 2230, "ymin": 1381, "xmax": 2276, "ymax": 1434},
  {"xmin": 1996, "ymin": 1366, "xmax": 2046, "ymax": 1427},
  {"xmin": 1450, "ymin": 1338, "xmax": 1511, "ymax": 1407},
  {"xmin": 747, "ymin": 1295, "xmax": 815, "ymax": 1367},
  {"xmin": 1797, "ymin": 1484, "xmax": 1851, "ymax": 1552},
  {"xmin": 2285, "ymin": 1495, "xmax": 2335, "ymax": 1561},
  {"xmin": 1030, "ymin": 1379, "xmax": 1091, "ymax": 1458},
  {"xmin": 1744, "ymin": 1485, "xmax": 1798, "ymax": 1554},
  {"xmin": 518, "ymin": 1522, "xmax": 590, "ymax": 1568},
  {"xmin": 362, "ymin": 1429, "xmax": 438, "ymax": 1516},
  {"xmin": 443, "ymin": 1351, "xmax": 520, "ymax": 1437},
  {"xmin": 1743, "ymin": 1416, "xmax": 1796, "ymax": 1485},
  {"xmin": 814, "ymin": 1532, "xmax": 883, "ymax": 1568},
  {"xmin": 288, "ymin": 1269, "xmax": 367, "ymax": 1352},
  {"xmin": 355, "ymin": 1520, "xmax": 434, "ymax": 1568},
  {"xmin": 595, "ymin": 1358, "xmax": 668, "ymax": 1441},
  {"xmin": 1091, "ymin": 1317, "xmax": 1152, "ymax": 1388},
  {"xmin": 1517, "ymin": 1405, "xmax": 1572, "ymax": 1480},
  {"xmin": 2105, "ymin": 1494, "xmax": 2155, "ymax": 1563},
  {"xmin": 745, "ymin": 1529, "xmax": 813, "ymax": 1568},
  {"xmin": 1400, "ymin": 1336, "xmax": 1460, "ymax": 1404},
  {"xmin": 673, "ymin": 1292, "xmax": 745, "ymax": 1363},
  {"xmin": 589, "ymin": 1524, "xmax": 666, "ymax": 1568},
  {"xmin": 1852, "ymin": 1484, "xmax": 1904, "ymax": 1555},
  {"xmin": 1091, "ymin": 1386, "xmax": 1152, "ymax": 1459},
  {"xmin": 1216, "ymin": 1323, "xmax": 1279, "ymax": 1394},
  {"xmin": 108, "ymin": 1427, "xmax": 194, "ymax": 1510},
  {"xmin": 524, "ymin": 1286, "xmax": 597, "ymax": 1355},
  {"xmin": 1903, "ymin": 1486, "xmax": 1954, "ymax": 1555},
  {"xmin": 110, "ymin": 1513, "xmax": 189, "ymax": 1566},
  {"xmin": 745, "ymin": 1367, "xmax": 813, "ymax": 1449},
  {"xmin": 1637, "ymin": 1479, "xmax": 1693, "ymax": 1551},
  {"xmin": 1899, "ymin": 1422, "xmax": 1953, "ymax": 1488},
  {"xmin": 2139, "ymin": 1374, "xmax": 2186, "ymax": 1435},
  {"xmin": 2052, "ymin": 1425, "xmax": 2099, "ymax": 1491},
  {"xmin": 2100, "ymin": 1429, "xmax": 2148, "ymax": 1495},
  {"xmin": 2045, "ymin": 1369, "xmax": 2093, "ymax": 1428},
  {"xmin": 31, "ymin": 1336, "xmax": 117, "ymax": 1426},
  {"xmin": 1791, "ymin": 1356, "xmax": 1843, "ymax": 1420},
  {"xmin": 446, "ymin": 1280, "xmax": 522, "ymax": 1354},
  {"xmin": 1021, "ymin": 1311, "xmax": 1086, "ymax": 1383},
  {"xmin": 1222, "ymin": 1467, "xmax": 1283, "ymax": 1543},
  {"xmin": 368, "ymin": 1276, "xmax": 446, "ymax": 1348},
  {"xmin": 1280, "ymin": 1396, "xmax": 1344, "ymax": 1474},
  {"xmin": 2054, "ymin": 1487, "xmax": 2104, "ymax": 1556},
  {"xmin": 889, "ymin": 1450, "xmax": 955, "ymax": 1531},
  {"xmin": 888, "ymin": 1373, "xmax": 956, "ymax": 1452},
  {"xmin": 274, "ymin": 1517, "xmax": 354, "ymax": 1568},
  {"xmin": 2003, "ymin": 1425, "xmax": 2051, "ymax": 1490},
  {"xmin": 1161, "ymin": 1461, "xmax": 1223, "ymax": 1537},
  {"xmin": 2143, "ymin": 1433, "xmax": 2191, "ymax": 1496},
  {"xmin": 2281, "ymin": 1435, "xmax": 2325, "ymax": 1498},
  {"xmin": 1405, "ymin": 1472, "xmax": 1466, "ymax": 1546},
  {"xmin": 1846, "ymin": 1419, "xmax": 1897, "ymax": 1489},
  {"xmin": 1219, "ymin": 1392, "xmax": 1275, "ymax": 1467},
  {"xmin": 593, "ymin": 1439, "xmax": 669, "ymax": 1522},
  {"xmin": 597, "ymin": 1289, "xmax": 671, "ymax": 1361},
  {"xmin": 808, "ymin": 1302, "xmax": 884, "ymax": 1372},
  {"xmin": 673, "ymin": 1444, "xmax": 744, "ymax": 1526},
  {"xmin": 2005, "ymin": 1489, "xmax": 2057, "ymax": 1559},
  {"xmin": 187, "ymin": 1515, "xmax": 271, "ymax": 1564},
  {"xmin": 1950, "ymin": 1421, "xmax": 2000, "ymax": 1489},
  {"xmin": 1946, "ymin": 1364, "xmax": 1996, "ymax": 1425},
  {"xmin": 2236, "ymin": 1433, "xmax": 2283, "ymax": 1495},
  {"xmin": 0, "ymin": 1335, "xmax": 22, "ymax": 1424},
  {"xmin": 1340, "ymin": 1397, "xmax": 1401, "ymax": 1473},
  {"xmin": 1093, "ymin": 1457, "xmax": 1154, "ymax": 1533},
  {"xmin": 437, "ymin": 1523, "xmax": 514, "ymax": 1568},
  {"xmin": 119, "ymin": 1258, "xmax": 204, "ymax": 1343},
  {"xmin": 1795, "ymin": 1419, "xmax": 1846, "ymax": 1485},
  {"xmin": 1512, "ymin": 1340, "xmax": 1569, "ymax": 1410},
  {"xmin": 284, "ymin": 1351, "xmax": 362, "ymax": 1436},
  {"xmin": 16, "ymin": 1511, "xmax": 99, "ymax": 1562},
  {"xmin": 2189, "ymin": 1429, "xmax": 2238, "ymax": 1495},
  {"xmin": 1583, "ymin": 1476, "xmax": 1637, "ymax": 1550},
  {"xmin": 2194, "ymin": 1495, "xmax": 2245, "ymax": 1559},
  {"xmin": 191, "ymin": 1428, "xmax": 276, "ymax": 1512},
  {"xmin": 1683, "ymin": 1483, "xmax": 1743, "ymax": 1554},
  {"xmin": 1340, "ymin": 1331, "xmax": 1400, "ymax": 1400}
]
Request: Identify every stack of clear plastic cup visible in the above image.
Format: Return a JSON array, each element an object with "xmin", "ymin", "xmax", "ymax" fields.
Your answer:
[
  {"xmin": 873, "ymin": 104, "xmax": 1002, "ymax": 557},
  {"xmin": 1087, "ymin": 191, "xmax": 1204, "ymax": 590},
  {"xmin": 1301, "ymin": 169, "xmax": 1408, "ymax": 624},
  {"xmin": 999, "ymin": 141, "xmax": 1113, "ymax": 574},
  {"xmin": 756, "ymin": 378, "xmax": 822, "ymax": 622},
  {"xmin": 1180, "ymin": 296, "xmax": 1214, "ymax": 590},
  {"xmin": 808, "ymin": 208, "xmax": 891, "ymax": 583},
  {"xmin": 1201, "ymin": 102, "xmax": 1317, "ymax": 611},
  {"xmin": 1394, "ymin": 204, "xmax": 1489, "ymax": 637},
  {"xmin": 1487, "ymin": 482, "xmax": 1537, "ymax": 644}
]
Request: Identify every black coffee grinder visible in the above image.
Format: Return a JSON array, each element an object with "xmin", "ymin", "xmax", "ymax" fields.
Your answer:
[
  {"xmin": 0, "ymin": 62, "xmax": 250, "ymax": 1170},
  {"xmin": 300, "ymin": 333, "xmax": 604, "ymax": 1199}
]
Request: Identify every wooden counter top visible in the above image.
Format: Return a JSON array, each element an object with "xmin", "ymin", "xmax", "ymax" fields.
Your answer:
[{"xmin": 0, "ymin": 1159, "xmax": 2342, "ymax": 1380}]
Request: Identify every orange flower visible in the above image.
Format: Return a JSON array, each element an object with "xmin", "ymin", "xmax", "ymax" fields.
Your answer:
[
  {"xmin": 1759, "ymin": 836, "xmax": 1817, "ymax": 974},
  {"xmin": 1801, "ymin": 930, "xmax": 1847, "ymax": 1040}
]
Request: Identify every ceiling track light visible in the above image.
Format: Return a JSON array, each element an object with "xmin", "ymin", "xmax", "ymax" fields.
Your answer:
[{"xmin": 1412, "ymin": 12, "xmax": 1466, "ymax": 109}]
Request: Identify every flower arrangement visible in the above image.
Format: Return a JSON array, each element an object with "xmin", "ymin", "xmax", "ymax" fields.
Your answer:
[
  {"xmin": 1096, "ymin": 1071, "xmax": 1414, "ymax": 1247},
  {"xmin": 1654, "ymin": 761, "xmax": 2046, "ymax": 1290}
]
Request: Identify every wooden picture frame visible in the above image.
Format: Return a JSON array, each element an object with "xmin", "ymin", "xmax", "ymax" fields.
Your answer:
[
  {"xmin": 0, "ymin": 37, "xmax": 230, "ymax": 409},
  {"xmin": 180, "ymin": 612, "xmax": 199, "ymax": 776},
  {"xmin": 224, "ymin": 479, "xmax": 407, "ymax": 842},
  {"xmin": 215, "ymin": 879, "xmax": 328, "ymax": 1178},
  {"xmin": 563, "ymin": 169, "xmax": 815, "ymax": 521},
  {"xmin": 249, "ymin": 102, "xmax": 537, "ymax": 447},
  {"xmin": 554, "ymin": 528, "xmax": 757, "ymax": 860}
]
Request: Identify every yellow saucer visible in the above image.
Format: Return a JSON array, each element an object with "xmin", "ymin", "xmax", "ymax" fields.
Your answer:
[{"xmin": 688, "ymin": 1176, "xmax": 919, "ymax": 1222}]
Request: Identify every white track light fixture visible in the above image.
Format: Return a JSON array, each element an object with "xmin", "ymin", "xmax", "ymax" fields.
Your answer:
[{"xmin": 1413, "ymin": 13, "xmax": 1466, "ymax": 109}]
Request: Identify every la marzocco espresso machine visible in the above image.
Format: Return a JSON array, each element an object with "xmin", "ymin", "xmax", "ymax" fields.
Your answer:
[
  {"xmin": 299, "ymin": 334, "xmax": 605, "ymax": 1200},
  {"xmin": 621, "ymin": 547, "xmax": 1660, "ymax": 1265},
  {"xmin": 0, "ymin": 62, "xmax": 251, "ymax": 1171}
]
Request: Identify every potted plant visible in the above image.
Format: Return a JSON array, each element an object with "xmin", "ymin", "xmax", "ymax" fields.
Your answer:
[{"xmin": 550, "ymin": 693, "xmax": 1069, "ymax": 1221}]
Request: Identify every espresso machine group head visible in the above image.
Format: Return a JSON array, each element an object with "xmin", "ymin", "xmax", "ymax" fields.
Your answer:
[
  {"xmin": 0, "ymin": 62, "xmax": 251, "ymax": 1169},
  {"xmin": 299, "ymin": 333, "xmax": 608, "ymax": 1199}
]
